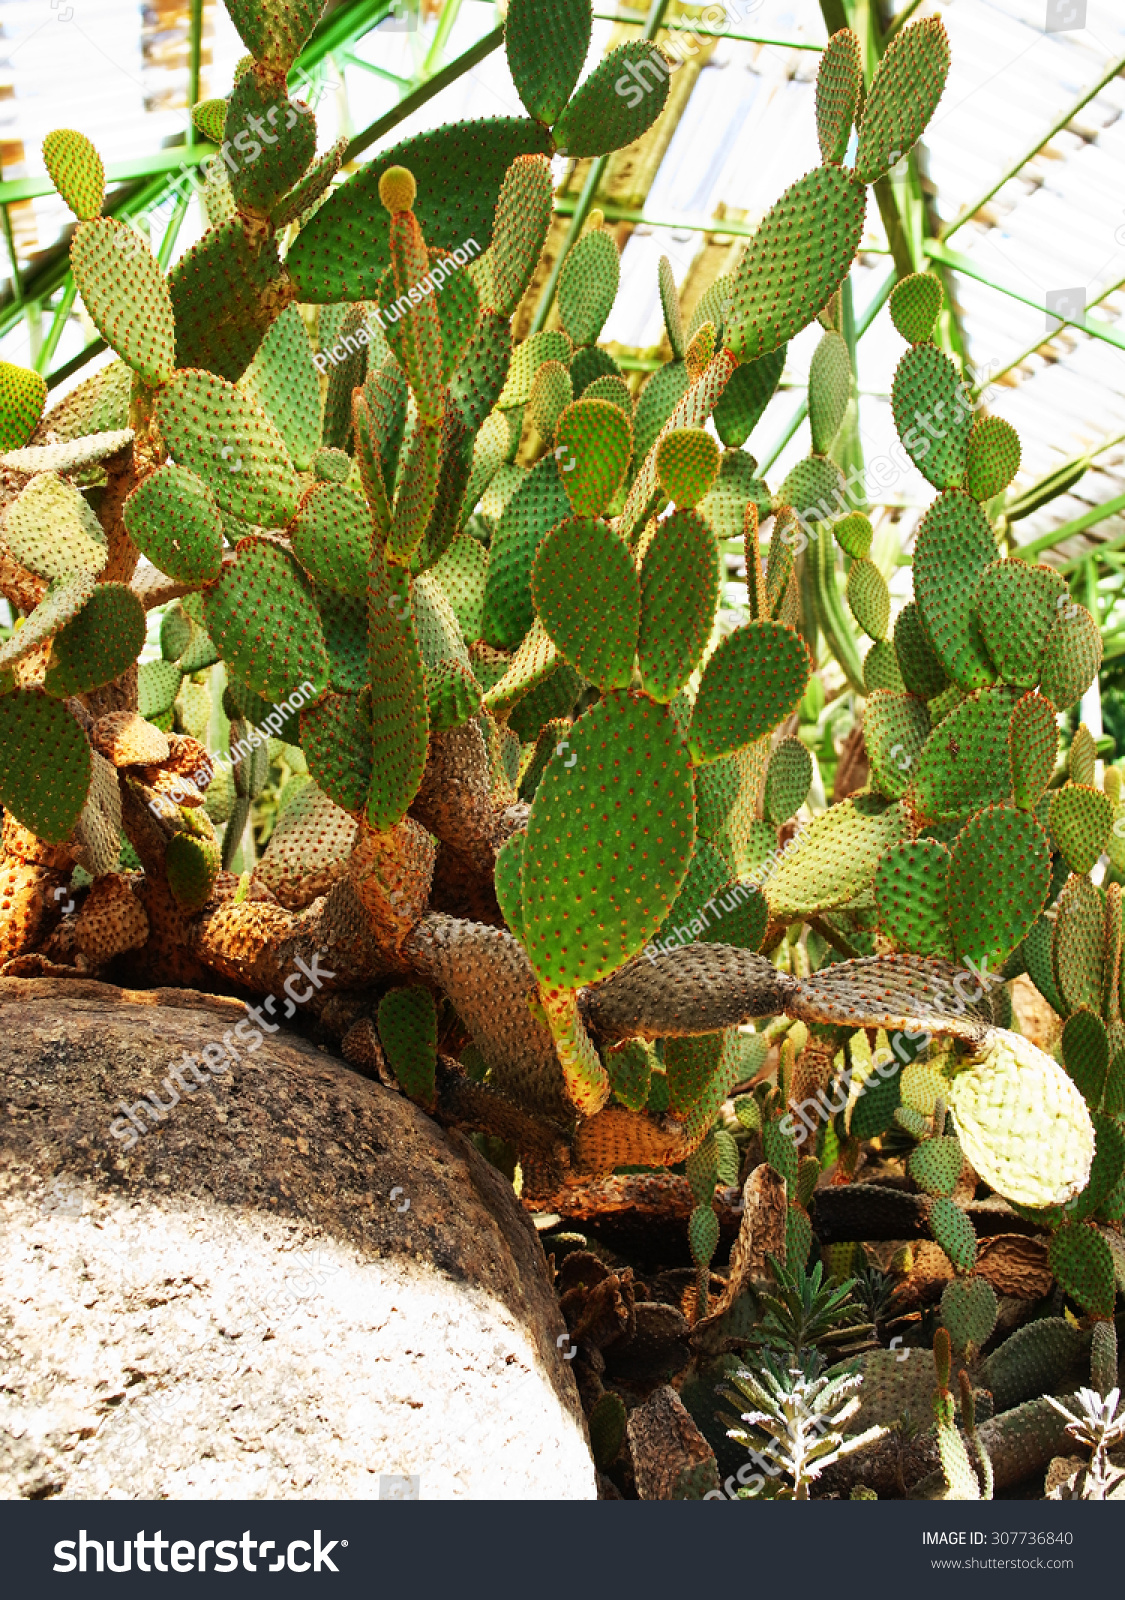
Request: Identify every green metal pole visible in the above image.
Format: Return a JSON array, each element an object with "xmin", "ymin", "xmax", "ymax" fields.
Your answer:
[
  {"xmin": 35, "ymin": 280, "xmax": 76, "ymax": 375},
  {"xmin": 188, "ymin": 0, "xmax": 204, "ymax": 142}
]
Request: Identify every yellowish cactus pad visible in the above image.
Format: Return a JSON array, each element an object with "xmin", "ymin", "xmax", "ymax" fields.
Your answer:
[{"xmin": 947, "ymin": 1029, "xmax": 1095, "ymax": 1208}]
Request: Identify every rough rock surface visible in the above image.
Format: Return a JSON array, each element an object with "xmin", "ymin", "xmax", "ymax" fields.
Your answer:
[{"xmin": 0, "ymin": 978, "xmax": 595, "ymax": 1500}]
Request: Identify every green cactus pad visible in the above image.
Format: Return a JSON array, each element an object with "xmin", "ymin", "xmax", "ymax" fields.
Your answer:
[
  {"xmin": 854, "ymin": 17, "xmax": 951, "ymax": 186},
  {"xmin": 1070, "ymin": 724, "xmax": 1097, "ymax": 786},
  {"xmin": 450, "ymin": 312, "xmax": 513, "ymax": 436},
  {"xmin": 1039, "ymin": 604, "xmax": 1103, "ymax": 712},
  {"xmin": 579, "ymin": 375, "xmax": 631, "ymax": 417},
  {"xmin": 291, "ymin": 483, "xmax": 373, "ymax": 599},
  {"xmin": 1008, "ymin": 691, "xmax": 1059, "ymax": 810},
  {"xmin": 658, "ymin": 837, "xmax": 730, "ymax": 949},
  {"xmin": 699, "ymin": 450, "xmax": 770, "ymax": 546},
  {"xmin": 527, "ymin": 361, "xmax": 574, "ymax": 443},
  {"xmin": 1053, "ymin": 876, "xmax": 1105, "ymax": 1018},
  {"xmin": 816, "ymin": 28, "xmax": 863, "ymax": 165},
  {"xmin": 636, "ymin": 509, "xmax": 719, "ymax": 704},
  {"xmin": 808, "ymin": 330, "xmax": 852, "ymax": 455},
  {"xmin": 1, "ymin": 429, "xmax": 133, "ymax": 476},
  {"xmin": 191, "ymin": 99, "xmax": 226, "ymax": 145},
  {"xmin": 122, "ymin": 464, "xmax": 224, "ymax": 585},
  {"xmin": 1050, "ymin": 1224, "xmax": 1116, "ymax": 1320},
  {"xmin": 889, "ymin": 272, "xmax": 943, "ymax": 345},
  {"xmin": 489, "ymin": 154, "xmax": 554, "ymax": 318},
  {"xmin": 621, "ymin": 354, "xmax": 734, "ymax": 542},
  {"xmin": 654, "ymin": 427, "xmax": 720, "ymax": 508},
  {"xmin": 846, "ymin": 558, "xmax": 891, "ymax": 641},
  {"xmin": 966, "ymin": 415, "xmax": 1021, "ymax": 503},
  {"xmin": 764, "ymin": 737, "xmax": 813, "ymax": 826},
  {"xmin": 42, "ymin": 129, "xmax": 104, "ymax": 221},
  {"xmin": 43, "ymin": 583, "xmax": 145, "ymax": 697},
  {"xmin": 271, "ymin": 135, "xmax": 348, "ymax": 229},
  {"xmin": 554, "ymin": 397, "xmax": 632, "ymax": 517},
  {"xmin": 1062, "ymin": 1008, "xmax": 1109, "ymax": 1108},
  {"xmin": 299, "ymin": 688, "xmax": 373, "ymax": 816},
  {"xmin": 909, "ymin": 1136, "xmax": 963, "ymax": 1198},
  {"xmin": 1050, "ymin": 783, "xmax": 1114, "ymax": 876},
  {"xmin": 0, "ymin": 574, "xmax": 97, "ymax": 673},
  {"xmin": 170, "ymin": 217, "xmax": 286, "ymax": 383},
  {"xmin": 482, "ymin": 618, "xmax": 557, "ymax": 717},
  {"xmin": 905, "ymin": 686, "xmax": 1020, "ymax": 826},
  {"xmin": 224, "ymin": 0, "xmax": 324, "ymax": 71},
  {"xmin": 165, "ymin": 828, "xmax": 221, "ymax": 914},
  {"xmin": 504, "ymin": 0, "xmax": 592, "ymax": 124},
  {"xmin": 553, "ymin": 41, "xmax": 671, "ymax": 158},
  {"xmin": 657, "ymin": 256, "xmax": 685, "ymax": 361},
  {"xmin": 204, "ymin": 539, "xmax": 329, "ymax": 704},
  {"xmin": 499, "ymin": 331, "xmax": 572, "ymax": 410},
  {"xmin": 286, "ymin": 118, "xmax": 552, "ymax": 303},
  {"xmin": 688, "ymin": 621, "xmax": 810, "ymax": 764},
  {"xmin": 70, "ymin": 219, "xmax": 176, "ymax": 386},
  {"xmin": 727, "ymin": 166, "xmax": 866, "ymax": 364},
  {"xmin": 482, "ymin": 454, "xmax": 572, "ymax": 648},
  {"xmin": 928, "ymin": 1197, "xmax": 977, "ymax": 1272},
  {"xmin": 972, "ymin": 559, "xmax": 1067, "ymax": 689},
  {"xmin": 33, "ymin": 359, "xmax": 129, "ymax": 444},
  {"xmin": 766, "ymin": 795, "xmax": 905, "ymax": 916},
  {"xmin": 689, "ymin": 1204, "xmax": 720, "ymax": 1269},
  {"xmin": 863, "ymin": 690, "xmax": 930, "ymax": 800},
  {"xmin": 493, "ymin": 831, "xmax": 527, "ymax": 946},
  {"xmin": 521, "ymin": 692, "xmax": 695, "ymax": 988},
  {"xmin": 894, "ymin": 600, "xmax": 949, "ymax": 700},
  {"xmin": 891, "ymin": 345, "xmax": 973, "ymax": 491},
  {"xmin": 531, "ymin": 516, "xmax": 639, "ymax": 691},
  {"xmin": 0, "ymin": 689, "xmax": 92, "ymax": 843},
  {"xmin": 138, "ymin": 660, "xmax": 184, "ymax": 720},
  {"xmin": 224, "ymin": 72, "xmax": 316, "ymax": 217},
  {"xmin": 315, "ymin": 588, "xmax": 367, "ymax": 692},
  {"xmin": 241, "ymin": 306, "xmax": 322, "ymax": 472},
  {"xmin": 776, "ymin": 454, "xmax": 845, "ymax": 526},
  {"xmin": 941, "ymin": 1275, "xmax": 997, "ymax": 1350},
  {"xmin": 3, "ymin": 472, "xmax": 107, "ymax": 580},
  {"xmin": 947, "ymin": 803, "xmax": 1051, "ymax": 967},
  {"xmin": 874, "ymin": 839, "xmax": 953, "ymax": 955},
  {"xmin": 666, "ymin": 1031, "xmax": 743, "ymax": 1139},
  {"xmin": 154, "ymin": 369, "xmax": 301, "ymax": 527},
  {"xmin": 378, "ymin": 986, "xmax": 438, "ymax": 1110},
  {"xmin": 558, "ymin": 228, "xmax": 620, "ymax": 349},
  {"xmin": 711, "ymin": 346, "xmax": 786, "ymax": 449},
  {"xmin": 0, "ymin": 361, "xmax": 47, "ymax": 451},
  {"xmin": 834, "ymin": 510, "xmax": 873, "ymax": 560},
  {"xmin": 312, "ymin": 448, "xmax": 352, "ymax": 486},
  {"xmin": 431, "ymin": 534, "xmax": 489, "ymax": 643},
  {"xmin": 948, "ymin": 1029, "xmax": 1096, "ymax": 1207},
  {"xmin": 865, "ymin": 640, "xmax": 906, "ymax": 694},
  {"xmin": 365, "ymin": 551, "xmax": 429, "ymax": 831},
  {"xmin": 570, "ymin": 344, "xmax": 623, "ymax": 397},
  {"xmin": 913, "ymin": 491, "xmax": 998, "ymax": 690}
]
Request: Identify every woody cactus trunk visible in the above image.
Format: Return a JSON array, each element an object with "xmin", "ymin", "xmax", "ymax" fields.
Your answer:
[{"xmin": 0, "ymin": 0, "xmax": 1116, "ymax": 1332}]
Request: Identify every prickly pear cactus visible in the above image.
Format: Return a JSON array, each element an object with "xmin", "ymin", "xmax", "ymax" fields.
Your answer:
[{"xmin": 3, "ymin": 5, "xmax": 1120, "ymax": 1413}]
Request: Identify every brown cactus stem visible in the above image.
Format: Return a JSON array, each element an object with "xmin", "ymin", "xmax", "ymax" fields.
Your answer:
[
  {"xmin": 582, "ymin": 943, "xmax": 800, "ymax": 1042},
  {"xmin": 97, "ymin": 444, "xmax": 140, "ymax": 585},
  {"xmin": 188, "ymin": 875, "xmax": 391, "ymax": 998}
]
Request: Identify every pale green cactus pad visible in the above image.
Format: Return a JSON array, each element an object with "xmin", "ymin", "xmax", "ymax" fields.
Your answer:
[{"xmin": 947, "ymin": 1030, "xmax": 1096, "ymax": 1208}]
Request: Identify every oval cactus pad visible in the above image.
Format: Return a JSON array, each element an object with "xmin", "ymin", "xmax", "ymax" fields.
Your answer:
[{"xmin": 522, "ymin": 692, "xmax": 695, "ymax": 988}]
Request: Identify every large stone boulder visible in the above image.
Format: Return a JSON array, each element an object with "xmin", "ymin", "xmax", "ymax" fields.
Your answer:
[{"xmin": 0, "ymin": 978, "xmax": 595, "ymax": 1500}]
